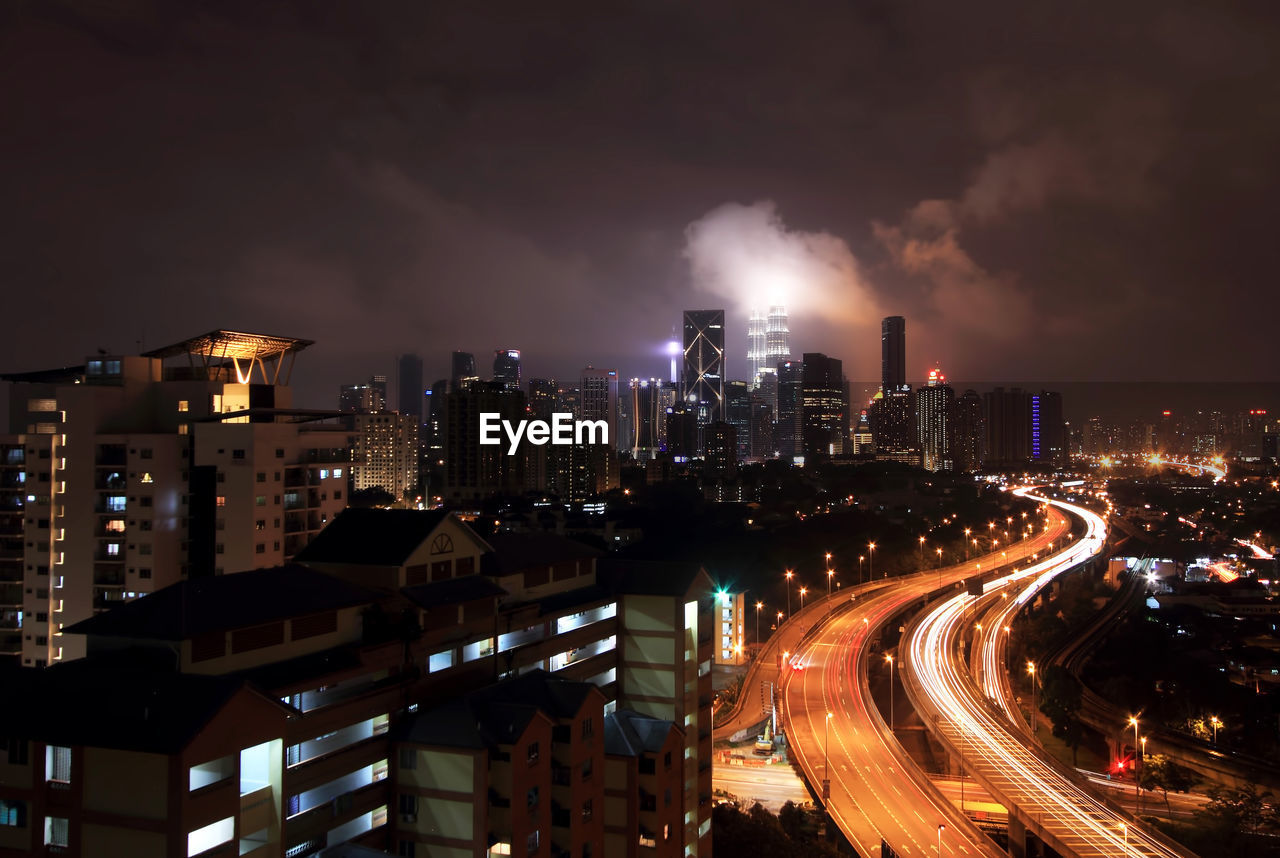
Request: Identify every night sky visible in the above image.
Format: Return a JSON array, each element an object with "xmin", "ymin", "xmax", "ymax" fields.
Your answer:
[{"xmin": 3, "ymin": 1, "xmax": 1279, "ymax": 411}]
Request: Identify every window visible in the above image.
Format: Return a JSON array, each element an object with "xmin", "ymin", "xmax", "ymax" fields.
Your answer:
[
  {"xmin": 581, "ymin": 799, "xmax": 592, "ymax": 822},
  {"xmin": 333, "ymin": 468, "xmax": 344, "ymax": 478},
  {"xmin": 106, "ymin": 496, "xmax": 126, "ymax": 512},
  {"xmin": 139, "ymin": 448, "xmax": 152, "ymax": 460},
  {"xmin": 256, "ymin": 472, "xmax": 266, "ymax": 483},
  {"xmin": 275, "ymin": 449, "xmax": 285, "ymax": 459},
  {"xmin": 256, "ymin": 520, "xmax": 266, "ymax": 531},
  {"xmin": 105, "ymin": 519, "xmax": 125, "ymax": 533},
  {"xmin": 398, "ymin": 793, "xmax": 417, "ymax": 815},
  {"xmin": 186, "ymin": 816, "xmax": 233, "ymax": 857},
  {"xmin": 44, "ymin": 816, "xmax": 68, "ymax": 847},
  {"xmin": 319, "ymin": 469, "xmax": 330, "ymax": 479},
  {"xmin": 188, "ymin": 755, "xmax": 234, "ymax": 791},
  {"xmin": 581, "ymin": 717, "xmax": 593, "ymax": 740},
  {"xmin": 178, "ymin": 400, "xmax": 189, "ymax": 412},
  {"xmin": 232, "ymin": 449, "xmax": 246, "ymax": 460},
  {"xmin": 664, "ymin": 788, "xmax": 671, "ymax": 807},
  {"xmin": 398, "ymin": 748, "xmax": 417, "ymax": 770},
  {"xmin": 215, "ymin": 496, "xmax": 227, "ymax": 507},
  {"xmin": 663, "ymin": 824, "xmax": 670, "ymax": 840},
  {"xmin": 140, "ymin": 544, "xmax": 151, "ymax": 556},
  {"xmin": 0, "ymin": 799, "xmax": 25, "ymax": 828},
  {"xmin": 216, "ymin": 472, "xmax": 226, "ymax": 483},
  {"xmin": 664, "ymin": 751, "xmax": 672, "ymax": 770},
  {"xmin": 140, "ymin": 520, "xmax": 152, "ymax": 531},
  {"xmin": 140, "ymin": 497, "xmax": 152, "ymax": 508},
  {"xmin": 255, "ymin": 544, "xmax": 265, "ymax": 555},
  {"xmin": 581, "ymin": 758, "xmax": 592, "ymax": 781},
  {"xmin": 527, "ymin": 786, "xmax": 539, "ymax": 810},
  {"xmin": 46, "ymin": 745, "xmax": 71, "ymax": 783},
  {"xmin": 6, "ymin": 737, "xmax": 29, "ymax": 765},
  {"xmin": 428, "ymin": 650, "xmax": 455, "ymax": 673},
  {"xmin": 139, "ymin": 568, "xmax": 152, "ymax": 580},
  {"xmin": 140, "ymin": 472, "xmax": 154, "ymax": 484},
  {"xmin": 106, "ymin": 543, "xmax": 120, "ymax": 556},
  {"xmin": 527, "ymin": 742, "xmax": 539, "ymax": 765},
  {"xmin": 527, "ymin": 831, "xmax": 540, "ymax": 855},
  {"xmin": 255, "ymin": 496, "xmax": 267, "ymax": 507},
  {"xmin": 215, "ymin": 544, "xmax": 224, "ymax": 555}
]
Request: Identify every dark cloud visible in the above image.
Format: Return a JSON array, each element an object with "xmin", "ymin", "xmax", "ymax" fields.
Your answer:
[{"xmin": 2, "ymin": 0, "xmax": 1279, "ymax": 410}]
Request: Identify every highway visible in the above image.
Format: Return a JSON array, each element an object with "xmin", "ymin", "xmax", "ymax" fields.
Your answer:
[
  {"xmin": 782, "ymin": 500, "xmax": 1074, "ymax": 857},
  {"xmin": 903, "ymin": 488, "xmax": 1196, "ymax": 858}
]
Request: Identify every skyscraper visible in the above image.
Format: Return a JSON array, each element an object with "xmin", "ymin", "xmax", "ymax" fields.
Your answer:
[
  {"xmin": 881, "ymin": 316, "xmax": 906, "ymax": 392},
  {"xmin": 724, "ymin": 379, "xmax": 752, "ymax": 462},
  {"xmin": 628, "ymin": 378, "xmax": 666, "ymax": 461},
  {"xmin": 915, "ymin": 367, "xmax": 954, "ymax": 471},
  {"xmin": 682, "ymin": 310, "xmax": 725, "ymax": 425},
  {"xmin": 746, "ymin": 305, "xmax": 791, "ymax": 388},
  {"xmin": 493, "ymin": 348, "xmax": 522, "ymax": 390},
  {"xmin": 339, "ymin": 377, "xmax": 386, "ymax": 413},
  {"xmin": 801, "ymin": 353, "xmax": 845, "ymax": 460},
  {"xmin": 952, "ymin": 389, "xmax": 985, "ymax": 472},
  {"xmin": 1030, "ymin": 390, "xmax": 1066, "ymax": 467},
  {"xmin": 776, "ymin": 359, "xmax": 805, "ymax": 461},
  {"xmin": 582, "ymin": 367, "xmax": 620, "ymax": 493},
  {"xmin": 397, "ymin": 353, "xmax": 424, "ymax": 419},
  {"xmin": 984, "ymin": 387, "xmax": 1031, "ymax": 466},
  {"xmin": 450, "ymin": 351, "xmax": 478, "ymax": 389}
]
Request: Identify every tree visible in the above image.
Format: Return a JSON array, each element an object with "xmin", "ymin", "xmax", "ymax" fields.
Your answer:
[
  {"xmin": 1195, "ymin": 784, "xmax": 1271, "ymax": 841},
  {"xmin": 1038, "ymin": 664, "xmax": 1084, "ymax": 764},
  {"xmin": 1138, "ymin": 754, "xmax": 1200, "ymax": 815}
]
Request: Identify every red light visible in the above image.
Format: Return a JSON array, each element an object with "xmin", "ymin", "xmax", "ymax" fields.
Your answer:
[{"xmin": 1162, "ymin": 411, "xmax": 1172, "ymax": 417}]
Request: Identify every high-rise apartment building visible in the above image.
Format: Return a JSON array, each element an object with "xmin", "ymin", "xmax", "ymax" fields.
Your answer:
[
  {"xmin": 339, "ymin": 376, "xmax": 386, "ymax": 414},
  {"xmin": 724, "ymin": 380, "xmax": 752, "ymax": 462},
  {"xmin": 1030, "ymin": 390, "xmax": 1066, "ymax": 467},
  {"xmin": 0, "ymin": 330, "xmax": 349, "ymax": 668},
  {"xmin": 915, "ymin": 368, "xmax": 954, "ymax": 472},
  {"xmin": 681, "ymin": 310, "xmax": 725, "ymax": 426},
  {"xmin": 798, "ymin": 354, "xmax": 844, "ymax": 461},
  {"xmin": 582, "ymin": 368, "xmax": 619, "ymax": 494},
  {"xmin": 351, "ymin": 412, "xmax": 419, "ymax": 500},
  {"xmin": 628, "ymin": 379, "xmax": 666, "ymax": 461},
  {"xmin": 442, "ymin": 381, "xmax": 526, "ymax": 503},
  {"xmin": 951, "ymin": 389, "xmax": 985, "ymax": 472}
]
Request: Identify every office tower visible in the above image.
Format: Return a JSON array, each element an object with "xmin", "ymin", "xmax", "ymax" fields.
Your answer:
[
  {"xmin": 747, "ymin": 310, "xmax": 768, "ymax": 386},
  {"xmin": 397, "ymin": 353, "xmax": 424, "ymax": 419},
  {"xmin": 450, "ymin": 351, "xmax": 478, "ymax": 389},
  {"xmin": 3, "ymin": 513, "xmax": 714, "ymax": 857},
  {"xmin": 915, "ymin": 367, "xmax": 955, "ymax": 471},
  {"xmin": 493, "ymin": 348, "xmax": 522, "ymax": 390},
  {"xmin": 582, "ymin": 367, "xmax": 620, "ymax": 493},
  {"xmin": 881, "ymin": 315, "xmax": 906, "ymax": 392},
  {"xmin": 681, "ymin": 310, "xmax": 725, "ymax": 426},
  {"xmin": 351, "ymin": 412, "xmax": 419, "ymax": 500},
  {"xmin": 766, "ymin": 305, "xmax": 791, "ymax": 368},
  {"xmin": 871, "ymin": 388, "xmax": 918, "ymax": 464},
  {"xmin": 852, "ymin": 409, "xmax": 874, "ymax": 454},
  {"xmin": 724, "ymin": 380, "xmax": 752, "ymax": 461},
  {"xmin": 747, "ymin": 305, "xmax": 792, "ymax": 389},
  {"xmin": 424, "ymin": 379, "xmax": 448, "ymax": 451},
  {"xmin": 1030, "ymin": 390, "xmax": 1066, "ymax": 467},
  {"xmin": 952, "ymin": 389, "xmax": 985, "ymax": 472},
  {"xmin": 984, "ymin": 387, "xmax": 1031, "ymax": 466},
  {"xmin": 749, "ymin": 395, "xmax": 775, "ymax": 459},
  {"xmin": 442, "ymin": 381, "xmax": 526, "ymax": 502},
  {"xmin": 629, "ymin": 378, "xmax": 665, "ymax": 461},
  {"xmin": 665, "ymin": 408, "xmax": 699, "ymax": 461},
  {"xmin": 0, "ymin": 330, "xmax": 349, "ymax": 667},
  {"xmin": 527, "ymin": 378, "xmax": 559, "ymax": 422},
  {"xmin": 800, "ymin": 353, "xmax": 845, "ymax": 461},
  {"xmin": 776, "ymin": 360, "xmax": 805, "ymax": 461},
  {"xmin": 339, "ymin": 376, "xmax": 386, "ymax": 413}
]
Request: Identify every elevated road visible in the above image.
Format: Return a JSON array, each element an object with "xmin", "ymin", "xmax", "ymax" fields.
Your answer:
[
  {"xmin": 903, "ymin": 488, "xmax": 1197, "ymax": 858},
  {"xmin": 782, "ymin": 502, "xmax": 1073, "ymax": 857}
]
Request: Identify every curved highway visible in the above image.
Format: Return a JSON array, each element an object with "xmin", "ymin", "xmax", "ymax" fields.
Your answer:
[
  {"xmin": 782, "ymin": 501, "xmax": 1073, "ymax": 857},
  {"xmin": 903, "ymin": 488, "xmax": 1196, "ymax": 858}
]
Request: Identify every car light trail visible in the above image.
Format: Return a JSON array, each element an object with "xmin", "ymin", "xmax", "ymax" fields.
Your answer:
[{"xmin": 903, "ymin": 487, "xmax": 1192, "ymax": 857}]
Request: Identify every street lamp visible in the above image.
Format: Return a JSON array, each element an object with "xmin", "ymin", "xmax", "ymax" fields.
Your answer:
[
  {"xmin": 1211, "ymin": 715, "xmax": 1221, "ymax": 743},
  {"xmin": 937, "ymin": 823, "xmax": 945, "ymax": 857},
  {"xmin": 1129, "ymin": 716, "xmax": 1140, "ymax": 812},
  {"xmin": 1027, "ymin": 662, "xmax": 1037, "ymax": 734},
  {"xmin": 799, "ymin": 586, "xmax": 807, "ymax": 611},
  {"xmin": 859, "ymin": 554, "xmax": 865, "ymax": 584},
  {"xmin": 885, "ymin": 653, "xmax": 895, "ymax": 730},
  {"xmin": 827, "ymin": 568, "xmax": 834, "ymax": 597},
  {"xmin": 869, "ymin": 542, "xmax": 877, "ymax": 579},
  {"xmin": 1119, "ymin": 822, "xmax": 1127, "ymax": 854},
  {"xmin": 755, "ymin": 601, "xmax": 763, "ymax": 650},
  {"xmin": 964, "ymin": 528, "xmax": 971, "ymax": 559},
  {"xmin": 785, "ymin": 569, "xmax": 794, "ymax": 618},
  {"xmin": 919, "ymin": 535, "xmax": 926, "ymax": 564},
  {"xmin": 824, "ymin": 711, "xmax": 834, "ymax": 785}
]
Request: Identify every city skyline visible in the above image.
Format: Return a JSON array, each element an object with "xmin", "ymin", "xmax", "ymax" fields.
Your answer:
[{"xmin": 3, "ymin": 2, "xmax": 1280, "ymax": 400}]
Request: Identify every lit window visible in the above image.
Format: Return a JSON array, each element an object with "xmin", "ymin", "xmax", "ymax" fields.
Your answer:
[
  {"xmin": 216, "ymin": 496, "xmax": 227, "ymax": 507},
  {"xmin": 177, "ymin": 400, "xmax": 189, "ymax": 412},
  {"xmin": 186, "ymin": 817, "xmax": 233, "ymax": 857},
  {"xmin": 140, "ymin": 472, "xmax": 153, "ymax": 484},
  {"xmin": 333, "ymin": 468, "xmax": 343, "ymax": 478},
  {"xmin": 45, "ymin": 746, "xmax": 71, "ymax": 783},
  {"xmin": 105, "ymin": 519, "xmax": 125, "ymax": 533},
  {"xmin": 319, "ymin": 469, "xmax": 330, "ymax": 479},
  {"xmin": 106, "ymin": 496, "xmax": 126, "ymax": 512},
  {"xmin": 106, "ymin": 544, "xmax": 120, "ymax": 556},
  {"xmin": 44, "ymin": 816, "xmax": 68, "ymax": 848},
  {"xmin": 0, "ymin": 799, "xmax": 26, "ymax": 828}
]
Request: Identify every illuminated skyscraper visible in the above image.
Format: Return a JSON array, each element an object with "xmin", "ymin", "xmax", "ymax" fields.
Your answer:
[
  {"xmin": 582, "ymin": 367, "xmax": 619, "ymax": 493},
  {"xmin": 776, "ymin": 359, "xmax": 804, "ymax": 461},
  {"xmin": 493, "ymin": 348, "xmax": 522, "ymax": 390},
  {"xmin": 872, "ymin": 316, "xmax": 917, "ymax": 463},
  {"xmin": 801, "ymin": 353, "xmax": 845, "ymax": 460},
  {"xmin": 682, "ymin": 310, "xmax": 725, "ymax": 425},
  {"xmin": 952, "ymin": 389, "xmax": 985, "ymax": 472},
  {"xmin": 746, "ymin": 305, "xmax": 791, "ymax": 388},
  {"xmin": 450, "ymin": 351, "xmax": 478, "ymax": 389},
  {"xmin": 915, "ymin": 367, "xmax": 954, "ymax": 471}
]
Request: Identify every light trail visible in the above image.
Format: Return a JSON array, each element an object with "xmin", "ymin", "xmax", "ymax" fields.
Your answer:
[{"xmin": 903, "ymin": 488, "xmax": 1194, "ymax": 857}]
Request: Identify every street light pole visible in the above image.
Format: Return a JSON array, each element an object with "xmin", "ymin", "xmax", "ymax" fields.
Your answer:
[
  {"xmin": 859, "ymin": 554, "xmax": 865, "ymax": 585},
  {"xmin": 885, "ymin": 654, "xmax": 895, "ymax": 730},
  {"xmin": 1027, "ymin": 662, "xmax": 1037, "ymax": 735},
  {"xmin": 755, "ymin": 602, "xmax": 763, "ymax": 652},
  {"xmin": 800, "ymin": 586, "xmax": 807, "ymax": 611},
  {"xmin": 869, "ymin": 542, "xmax": 876, "ymax": 579},
  {"xmin": 964, "ymin": 528, "xmax": 971, "ymax": 560},
  {"xmin": 824, "ymin": 711, "xmax": 833, "ymax": 783},
  {"xmin": 937, "ymin": 823, "xmax": 945, "ymax": 857},
  {"xmin": 785, "ymin": 569, "xmax": 793, "ymax": 619},
  {"xmin": 1129, "ymin": 716, "xmax": 1140, "ymax": 813},
  {"xmin": 827, "ymin": 568, "xmax": 834, "ymax": 598},
  {"xmin": 936, "ymin": 547, "xmax": 943, "ymax": 589}
]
